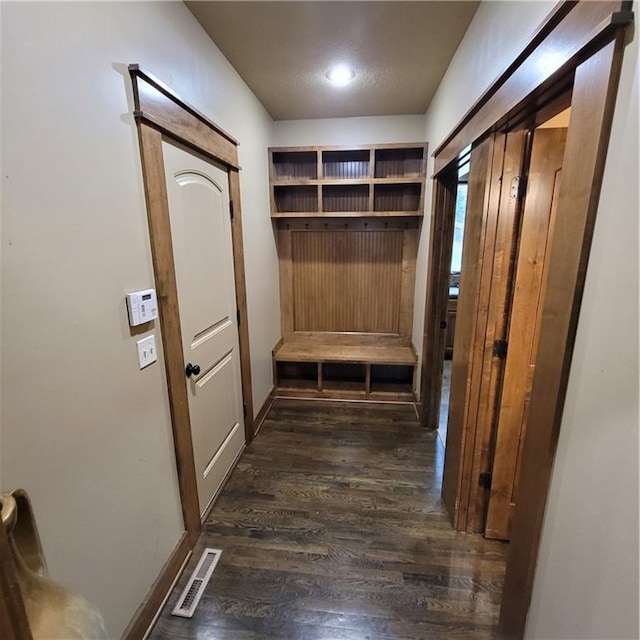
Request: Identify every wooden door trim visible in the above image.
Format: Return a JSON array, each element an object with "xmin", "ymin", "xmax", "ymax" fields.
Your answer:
[
  {"xmin": 498, "ymin": 33, "xmax": 628, "ymax": 638},
  {"xmin": 418, "ymin": 170, "xmax": 457, "ymax": 429},
  {"xmin": 135, "ymin": 124, "xmax": 201, "ymax": 539},
  {"xmin": 433, "ymin": 1, "xmax": 633, "ymax": 174},
  {"xmin": 129, "ymin": 65, "xmax": 239, "ymax": 168},
  {"xmin": 420, "ymin": 3, "xmax": 632, "ymax": 638},
  {"xmin": 129, "ymin": 65, "xmax": 255, "ymax": 529},
  {"xmin": 228, "ymin": 169, "xmax": 255, "ymax": 429},
  {"xmin": 127, "ymin": 65, "xmax": 255, "ymax": 638},
  {"xmin": 440, "ymin": 135, "xmax": 495, "ymax": 524}
]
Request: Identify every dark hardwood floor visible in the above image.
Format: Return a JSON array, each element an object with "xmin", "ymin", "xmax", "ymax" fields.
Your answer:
[{"xmin": 149, "ymin": 399, "xmax": 506, "ymax": 640}]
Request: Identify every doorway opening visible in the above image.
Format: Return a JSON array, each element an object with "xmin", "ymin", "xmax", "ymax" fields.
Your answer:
[
  {"xmin": 420, "ymin": 6, "xmax": 630, "ymax": 630},
  {"xmin": 436, "ymin": 88, "xmax": 573, "ymax": 539},
  {"xmin": 437, "ymin": 157, "xmax": 469, "ymax": 449}
]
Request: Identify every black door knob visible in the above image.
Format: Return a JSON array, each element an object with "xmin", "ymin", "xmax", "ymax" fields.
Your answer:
[{"xmin": 185, "ymin": 363, "xmax": 201, "ymax": 378}]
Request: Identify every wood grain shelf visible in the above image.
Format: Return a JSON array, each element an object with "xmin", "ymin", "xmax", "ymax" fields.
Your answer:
[
  {"xmin": 375, "ymin": 146, "xmax": 425, "ymax": 178},
  {"xmin": 269, "ymin": 142, "xmax": 426, "ymax": 403},
  {"xmin": 269, "ymin": 143, "xmax": 427, "ymax": 218},
  {"xmin": 273, "ymin": 335, "xmax": 417, "ymax": 402},
  {"xmin": 273, "ymin": 184, "xmax": 318, "ymax": 214},
  {"xmin": 322, "ymin": 184, "xmax": 370, "ymax": 213},
  {"xmin": 272, "ymin": 178, "xmax": 425, "ymax": 186},
  {"xmin": 374, "ymin": 183, "xmax": 422, "ymax": 212},
  {"xmin": 322, "ymin": 149, "xmax": 370, "ymax": 179},
  {"xmin": 274, "ymin": 341, "xmax": 416, "ymax": 366},
  {"xmin": 272, "ymin": 150, "xmax": 317, "ymax": 180},
  {"xmin": 271, "ymin": 210, "xmax": 423, "ymax": 219}
]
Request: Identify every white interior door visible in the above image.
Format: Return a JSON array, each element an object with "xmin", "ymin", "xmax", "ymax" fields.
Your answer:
[{"xmin": 163, "ymin": 142, "xmax": 245, "ymax": 517}]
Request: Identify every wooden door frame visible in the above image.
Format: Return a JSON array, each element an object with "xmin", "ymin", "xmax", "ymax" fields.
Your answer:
[
  {"xmin": 419, "ymin": 2, "xmax": 633, "ymax": 638},
  {"xmin": 440, "ymin": 128, "xmax": 532, "ymax": 534},
  {"xmin": 418, "ymin": 168, "xmax": 457, "ymax": 429},
  {"xmin": 129, "ymin": 67, "xmax": 254, "ymax": 526},
  {"xmin": 439, "ymin": 133, "xmax": 496, "ymax": 526},
  {"xmin": 123, "ymin": 65, "xmax": 256, "ymax": 638}
]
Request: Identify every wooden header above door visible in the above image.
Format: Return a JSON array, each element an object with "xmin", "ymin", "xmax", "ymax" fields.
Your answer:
[
  {"xmin": 433, "ymin": 1, "xmax": 633, "ymax": 174},
  {"xmin": 129, "ymin": 65, "xmax": 239, "ymax": 170}
]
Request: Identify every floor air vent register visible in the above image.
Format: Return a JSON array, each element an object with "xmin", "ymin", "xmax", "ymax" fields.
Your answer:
[{"xmin": 171, "ymin": 548, "xmax": 222, "ymax": 618}]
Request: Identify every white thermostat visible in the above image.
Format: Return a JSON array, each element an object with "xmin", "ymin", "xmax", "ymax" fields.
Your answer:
[{"xmin": 126, "ymin": 288, "xmax": 158, "ymax": 326}]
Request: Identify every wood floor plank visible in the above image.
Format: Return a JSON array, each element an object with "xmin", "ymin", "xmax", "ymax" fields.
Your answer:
[{"xmin": 149, "ymin": 399, "xmax": 506, "ymax": 640}]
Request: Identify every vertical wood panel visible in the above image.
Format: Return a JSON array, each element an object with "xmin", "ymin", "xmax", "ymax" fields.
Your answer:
[
  {"xmin": 419, "ymin": 172, "xmax": 457, "ymax": 430},
  {"xmin": 274, "ymin": 185, "xmax": 318, "ymax": 213},
  {"xmin": 441, "ymin": 135, "xmax": 496, "ymax": 525},
  {"xmin": 272, "ymin": 151, "xmax": 317, "ymax": 180},
  {"xmin": 322, "ymin": 150, "xmax": 370, "ymax": 178},
  {"xmin": 374, "ymin": 184, "xmax": 421, "ymax": 212},
  {"xmin": 464, "ymin": 129, "xmax": 528, "ymax": 534},
  {"xmin": 278, "ymin": 229, "xmax": 294, "ymax": 336},
  {"xmin": 291, "ymin": 231, "xmax": 404, "ymax": 333},
  {"xmin": 484, "ymin": 128, "xmax": 566, "ymax": 541},
  {"xmin": 399, "ymin": 229, "xmax": 419, "ymax": 337},
  {"xmin": 229, "ymin": 169, "xmax": 255, "ymax": 441},
  {"xmin": 323, "ymin": 185, "xmax": 369, "ymax": 212},
  {"xmin": 374, "ymin": 147, "xmax": 424, "ymax": 177}
]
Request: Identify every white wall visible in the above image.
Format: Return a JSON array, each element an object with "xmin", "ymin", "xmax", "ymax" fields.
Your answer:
[
  {"xmin": 272, "ymin": 114, "xmax": 426, "ymax": 147},
  {"xmin": 0, "ymin": 1, "xmax": 277, "ymax": 636},
  {"xmin": 2, "ymin": 1, "xmax": 637, "ymax": 637},
  {"xmin": 526, "ymin": 11, "xmax": 639, "ymax": 639},
  {"xmin": 419, "ymin": 2, "xmax": 638, "ymax": 638}
]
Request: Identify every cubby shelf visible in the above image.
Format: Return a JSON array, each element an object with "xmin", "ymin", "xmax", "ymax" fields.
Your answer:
[
  {"xmin": 269, "ymin": 143, "xmax": 428, "ymax": 218},
  {"xmin": 272, "ymin": 336, "xmax": 417, "ymax": 402},
  {"xmin": 269, "ymin": 142, "xmax": 427, "ymax": 403}
]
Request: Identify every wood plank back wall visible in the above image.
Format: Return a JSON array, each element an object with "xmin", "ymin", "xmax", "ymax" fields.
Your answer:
[
  {"xmin": 293, "ymin": 230, "xmax": 402, "ymax": 333},
  {"xmin": 277, "ymin": 221, "xmax": 419, "ymax": 338}
]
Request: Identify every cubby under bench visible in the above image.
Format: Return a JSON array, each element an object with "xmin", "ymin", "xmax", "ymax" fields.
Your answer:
[{"xmin": 273, "ymin": 335, "xmax": 418, "ymax": 402}]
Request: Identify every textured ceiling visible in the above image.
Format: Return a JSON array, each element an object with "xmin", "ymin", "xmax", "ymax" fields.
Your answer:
[{"xmin": 186, "ymin": 1, "xmax": 479, "ymax": 121}]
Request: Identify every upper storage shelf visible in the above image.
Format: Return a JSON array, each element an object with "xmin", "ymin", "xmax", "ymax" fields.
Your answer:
[{"xmin": 269, "ymin": 143, "xmax": 428, "ymax": 218}]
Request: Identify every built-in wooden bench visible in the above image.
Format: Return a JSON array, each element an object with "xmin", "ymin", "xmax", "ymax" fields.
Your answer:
[
  {"xmin": 269, "ymin": 143, "xmax": 427, "ymax": 405},
  {"xmin": 272, "ymin": 334, "xmax": 418, "ymax": 402}
]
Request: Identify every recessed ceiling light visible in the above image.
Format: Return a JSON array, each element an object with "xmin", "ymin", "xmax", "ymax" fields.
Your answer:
[{"xmin": 326, "ymin": 65, "xmax": 355, "ymax": 87}]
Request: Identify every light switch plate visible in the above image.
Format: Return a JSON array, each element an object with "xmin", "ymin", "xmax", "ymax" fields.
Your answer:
[{"xmin": 136, "ymin": 335, "xmax": 157, "ymax": 369}]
